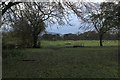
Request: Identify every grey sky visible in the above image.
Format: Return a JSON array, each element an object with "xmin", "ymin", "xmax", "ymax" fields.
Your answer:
[
  {"xmin": 46, "ymin": 13, "xmax": 84, "ymax": 34},
  {"xmin": 46, "ymin": 12, "xmax": 93, "ymax": 34}
]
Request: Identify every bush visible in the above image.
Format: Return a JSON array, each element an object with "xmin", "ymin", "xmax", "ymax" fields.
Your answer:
[
  {"xmin": 2, "ymin": 42, "xmax": 25, "ymax": 49},
  {"xmin": 2, "ymin": 49, "xmax": 24, "ymax": 59},
  {"xmin": 2, "ymin": 43, "xmax": 15, "ymax": 49}
]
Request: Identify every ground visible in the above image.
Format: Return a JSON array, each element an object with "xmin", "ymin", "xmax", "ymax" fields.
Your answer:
[{"xmin": 2, "ymin": 40, "xmax": 119, "ymax": 78}]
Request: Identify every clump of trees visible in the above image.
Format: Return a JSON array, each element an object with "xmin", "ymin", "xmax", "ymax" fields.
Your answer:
[{"xmin": 42, "ymin": 34, "xmax": 63, "ymax": 41}]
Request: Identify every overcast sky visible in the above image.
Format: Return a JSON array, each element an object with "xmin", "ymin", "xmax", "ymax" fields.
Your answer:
[
  {"xmin": 46, "ymin": 13, "xmax": 84, "ymax": 34},
  {"xmin": 46, "ymin": 14, "xmax": 94, "ymax": 34},
  {"xmin": 46, "ymin": 7, "xmax": 93, "ymax": 34}
]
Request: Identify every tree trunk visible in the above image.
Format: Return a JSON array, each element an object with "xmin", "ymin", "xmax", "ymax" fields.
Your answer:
[
  {"xmin": 99, "ymin": 34, "xmax": 103, "ymax": 46},
  {"xmin": 37, "ymin": 41, "xmax": 41, "ymax": 48},
  {"xmin": 33, "ymin": 35, "xmax": 38, "ymax": 48}
]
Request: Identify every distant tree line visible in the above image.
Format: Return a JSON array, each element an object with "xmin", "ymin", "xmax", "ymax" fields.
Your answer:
[{"xmin": 41, "ymin": 31, "xmax": 119, "ymax": 41}]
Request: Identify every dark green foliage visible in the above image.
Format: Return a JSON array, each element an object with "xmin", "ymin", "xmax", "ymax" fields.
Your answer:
[
  {"xmin": 2, "ymin": 32, "xmax": 25, "ymax": 49},
  {"xmin": 42, "ymin": 34, "xmax": 63, "ymax": 41},
  {"xmin": 2, "ymin": 49, "xmax": 24, "ymax": 59},
  {"xmin": 2, "ymin": 43, "xmax": 15, "ymax": 49},
  {"xmin": 63, "ymin": 33, "xmax": 78, "ymax": 40}
]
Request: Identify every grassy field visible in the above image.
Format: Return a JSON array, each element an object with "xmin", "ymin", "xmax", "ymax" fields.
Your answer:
[
  {"xmin": 3, "ymin": 40, "xmax": 119, "ymax": 78},
  {"xmin": 41, "ymin": 40, "xmax": 118, "ymax": 47}
]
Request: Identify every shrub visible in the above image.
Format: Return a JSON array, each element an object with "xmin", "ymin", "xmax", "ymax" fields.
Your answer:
[
  {"xmin": 2, "ymin": 49, "xmax": 24, "ymax": 59},
  {"xmin": 2, "ymin": 42, "xmax": 25, "ymax": 49}
]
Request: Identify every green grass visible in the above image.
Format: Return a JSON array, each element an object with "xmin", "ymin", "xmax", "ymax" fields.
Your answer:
[
  {"xmin": 3, "ymin": 41, "xmax": 118, "ymax": 78},
  {"xmin": 41, "ymin": 40, "xmax": 118, "ymax": 47}
]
